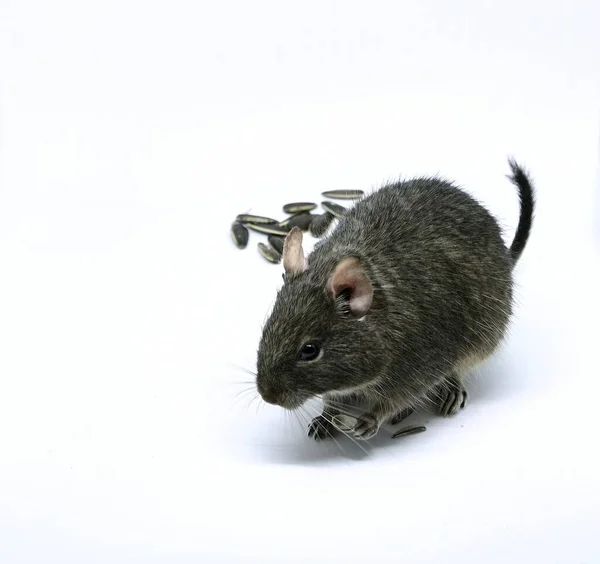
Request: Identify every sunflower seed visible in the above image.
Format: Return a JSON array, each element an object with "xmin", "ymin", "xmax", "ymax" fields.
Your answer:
[
  {"xmin": 321, "ymin": 201, "xmax": 347, "ymax": 218},
  {"xmin": 230, "ymin": 222, "xmax": 249, "ymax": 249},
  {"xmin": 236, "ymin": 214, "xmax": 278, "ymax": 225},
  {"xmin": 246, "ymin": 223, "xmax": 290, "ymax": 236},
  {"xmin": 309, "ymin": 212, "xmax": 334, "ymax": 237},
  {"xmin": 279, "ymin": 212, "xmax": 311, "ymax": 228},
  {"xmin": 321, "ymin": 189, "xmax": 364, "ymax": 200},
  {"xmin": 283, "ymin": 202, "xmax": 317, "ymax": 214},
  {"xmin": 257, "ymin": 242, "xmax": 281, "ymax": 264},
  {"xmin": 333, "ymin": 414, "xmax": 357, "ymax": 432},
  {"xmin": 391, "ymin": 425, "xmax": 427, "ymax": 440},
  {"xmin": 268, "ymin": 235, "xmax": 285, "ymax": 254},
  {"xmin": 279, "ymin": 212, "xmax": 314, "ymax": 231}
]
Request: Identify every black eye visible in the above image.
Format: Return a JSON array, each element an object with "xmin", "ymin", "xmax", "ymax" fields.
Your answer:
[{"xmin": 299, "ymin": 342, "xmax": 320, "ymax": 361}]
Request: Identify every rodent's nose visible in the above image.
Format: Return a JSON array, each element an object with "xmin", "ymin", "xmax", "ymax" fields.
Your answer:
[
  {"xmin": 260, "ymin": 387, "xmax": 281, "ymax": 406},
  {"xmin": 257, "ymin": 380, "xmax": 282, "ymax": 406}
]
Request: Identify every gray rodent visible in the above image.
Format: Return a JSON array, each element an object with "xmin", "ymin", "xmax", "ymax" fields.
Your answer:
[{"xmin": 256, "ymin": 159, "xmax": 535, "ymax": 440}]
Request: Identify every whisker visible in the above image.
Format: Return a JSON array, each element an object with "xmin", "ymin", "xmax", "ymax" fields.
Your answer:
[
  {"xmin": 296, "ymin": 408, "xmax": 311, "ymax": 431},
  {"xmin": 232, "ymin": 387, "xmax": 257, "ymax": 402},
  {"xmin": 292, "ymin": 408, "xmax": 305, "ymax": 433},
  {"xmin": 317, "ymin": 398, "xmax": 362, "ymax": 415},
  {"xmin": 229, "ymin": 363, "xmax": 257, "ymax": 375},
  {"xmin": 226, "ymin": 381, "xmax": 257, "ymax": 388},
  {"xmin": 244, "ymin": 394, "xmax": 260, "ymax": 414},
  {"xmin": 255, "ymin": 398, "xmax": 264, "ymax": 414},
  {"xmin": 325, "ymin": 404, "xmax": 363, "ymax": 419}
]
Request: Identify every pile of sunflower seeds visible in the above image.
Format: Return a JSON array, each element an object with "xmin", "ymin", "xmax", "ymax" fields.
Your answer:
[{"xmin": 230, "ymin": 189, "xmax": 364, "ymax": 264}]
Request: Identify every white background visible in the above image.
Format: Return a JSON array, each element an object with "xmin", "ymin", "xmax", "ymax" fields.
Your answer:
[{"xmin": 1, "ymin": 1, "xmax": 599, "ymax": 562}]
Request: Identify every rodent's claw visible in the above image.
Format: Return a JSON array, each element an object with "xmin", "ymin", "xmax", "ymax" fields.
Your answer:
[{"xmin": 352, "ymin": 414, "xmax": 380, "ymax": 440}]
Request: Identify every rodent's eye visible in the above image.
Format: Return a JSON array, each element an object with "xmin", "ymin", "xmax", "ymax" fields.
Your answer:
[{"xmin": 299, "ymin": 342, "xmax": 320, "ymax": 361}]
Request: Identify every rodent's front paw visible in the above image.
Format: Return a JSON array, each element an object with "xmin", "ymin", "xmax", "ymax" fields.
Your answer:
[
  {"xmin": 353, "ymin": 414, "xmax": 380, "ymax": 440},
  {"xmin": 437, "ymin": 378, "xmax": 469, "ymax": 417},
  {"xmin": 307, "ymin": 415, "xmax": 335, "ymax": 440}
]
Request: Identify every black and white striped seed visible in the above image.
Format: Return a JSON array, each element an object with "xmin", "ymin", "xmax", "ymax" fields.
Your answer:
[
  {"xmin": 391, "ymin": 426, "xmax": 427, "ymax": 440},
  {"xmin": 282, "ymin": 202, "xmax": 317, "ymax": 214},
  {"xmin": 236, "ymin": 214, "xmax": 278, "ymax": 225},
  {"xmin": 309, "ymin": 212, "xmax": 334, "ymax": 237},
  {"xmin": 230, "ymin": 222, "xmax": 249, "ymax": 249},
  {"xmin": 257, "ymin": 242, "xmax": 281, "ymax": 264},
  {"xmin": 321, "ymin": 189, "xmax": 364, "ymax": 200},
  {"xmin": 246, "ymin": 223, "xmax": 290, "ymax": 236},
  {"xmin": 268, "ymin": 235, "xmax": 285, "ymax": 254},
  {"xmin": 280, "ymin": 212, "xmax": 314, "ymax": 231},
  {"xmin": 321, "ymin": 201, "xmax": 347, "ymax": 218}
]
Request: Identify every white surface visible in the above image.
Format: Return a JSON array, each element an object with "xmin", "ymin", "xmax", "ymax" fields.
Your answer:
[{"xmin": 1, "ymin": 1, "xmax": 600, "ymax": 562}]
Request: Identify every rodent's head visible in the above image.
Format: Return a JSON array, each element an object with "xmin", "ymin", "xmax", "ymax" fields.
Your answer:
[{"xmin": 256, "ymin": 227, "xmax": 385, "ymax": 409}]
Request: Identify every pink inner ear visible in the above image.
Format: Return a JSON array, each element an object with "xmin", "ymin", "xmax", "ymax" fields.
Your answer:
[{"xmin": 328, "ymin": 257, "xmax": 373, "ymax": 317}]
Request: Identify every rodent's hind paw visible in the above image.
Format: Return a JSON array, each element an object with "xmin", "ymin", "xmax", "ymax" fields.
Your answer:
[
  {"xmin": 307, "ymin": 415, "xmax": 336, "ymax": 440},
  {"xmin": 439, "ymin": 385, "xmax": 468, "ymax": 416},
  {"xmin": 352, "ymin": 414, "xmax": 380, "ymax": 440}
]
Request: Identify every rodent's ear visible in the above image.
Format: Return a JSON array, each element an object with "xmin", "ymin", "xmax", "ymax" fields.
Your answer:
[
  {"xmin": 327, "ymin": 257, "xmax": 373, "ymax": 318},
  {"xmin": 283, "ymin": 226, "xmax": 307, "ymax": 277}
]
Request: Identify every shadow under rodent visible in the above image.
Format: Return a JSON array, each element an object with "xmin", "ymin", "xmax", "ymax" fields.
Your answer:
[{"xmin": 255, "ymin": 159, "xmax": 535, "ymax": 441}]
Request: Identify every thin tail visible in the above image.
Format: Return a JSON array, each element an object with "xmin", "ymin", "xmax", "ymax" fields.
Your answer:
[{"xmin": 506, "ymin": 158, "xmax": 535, "ymax": 263}]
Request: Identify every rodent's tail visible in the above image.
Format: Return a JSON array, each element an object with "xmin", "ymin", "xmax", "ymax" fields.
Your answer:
[{"xmin": 506, "ymin": 158, "xmax": 535, "ymax": 264}]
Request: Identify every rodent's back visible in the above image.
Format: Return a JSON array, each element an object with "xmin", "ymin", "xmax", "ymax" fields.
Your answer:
[
  {"xmin": 333, "ymin": 178, "xmax": 507, "ymax": 265},
  {"xmin": 311, "ymin": 178, "xmax": 513, "ymax": 373}
]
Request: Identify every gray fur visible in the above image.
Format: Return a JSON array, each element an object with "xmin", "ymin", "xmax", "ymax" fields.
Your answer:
[{"xmin": 256, "ymin": 159, "xmax": 535, "ymax": 440}]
